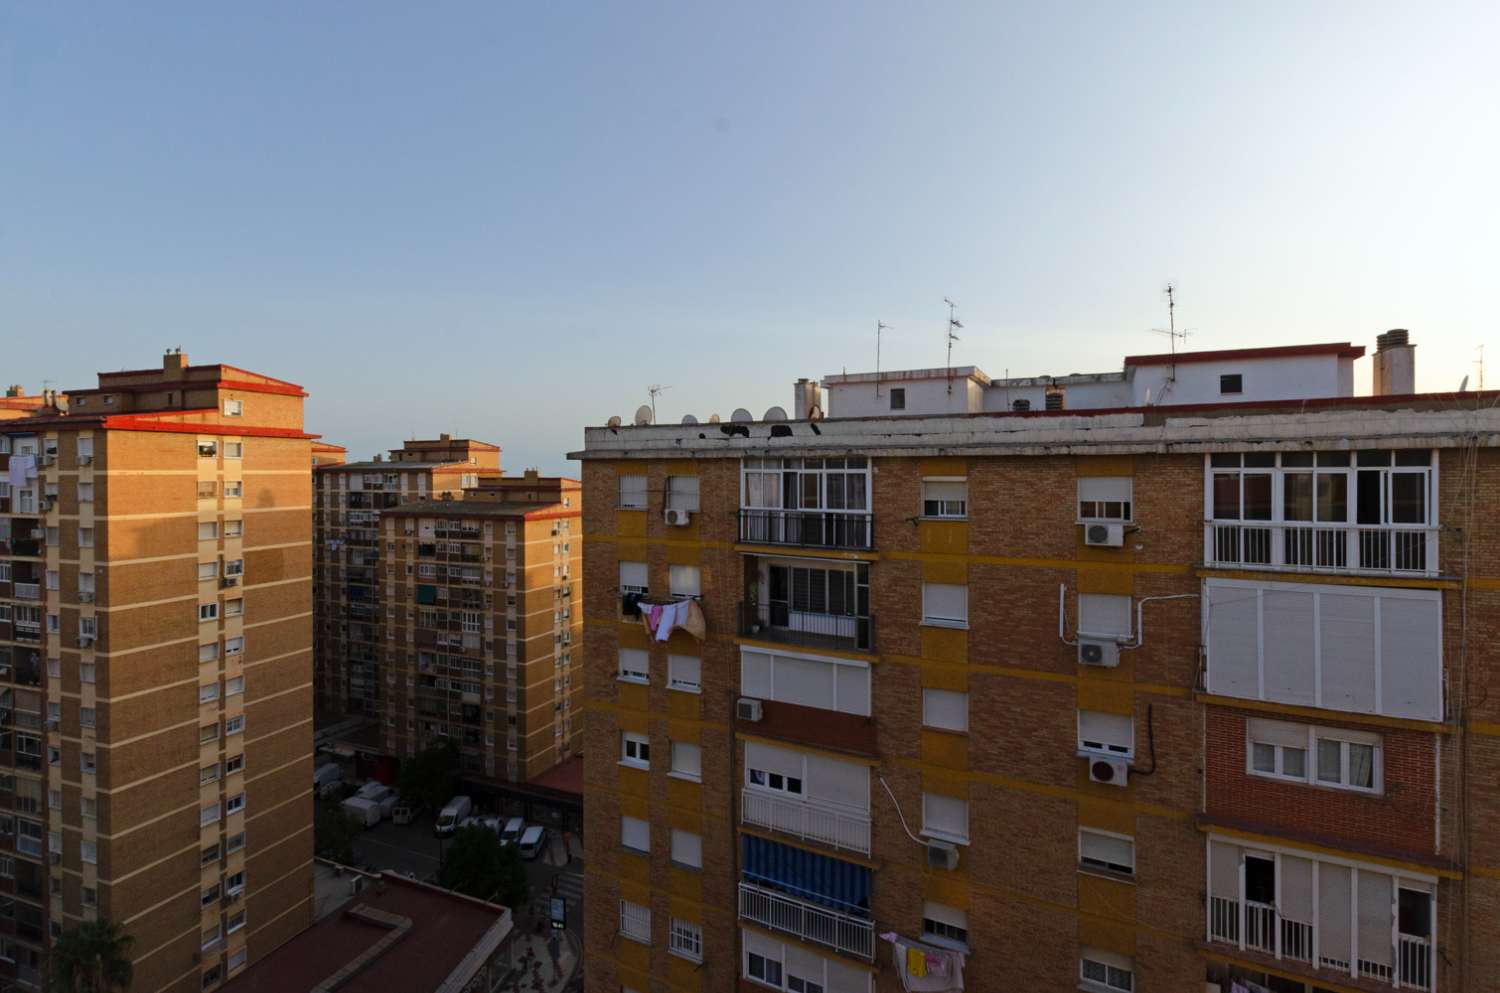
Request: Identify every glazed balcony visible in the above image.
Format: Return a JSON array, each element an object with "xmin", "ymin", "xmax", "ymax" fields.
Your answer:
[{"xmin": 738, "ymin": 510, "xmax": 873, "ymax": 551}]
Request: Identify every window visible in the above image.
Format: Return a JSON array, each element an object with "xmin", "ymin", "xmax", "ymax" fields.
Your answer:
[
  {"xmin": 226, "ymin": 676, "xmax": 244, "ymax": 696},
  {"xmin": 921, "ymin": 583, "xmax": 967, "ymax": 628},
  {"xmin": 80, "ymin": 841, "xmax": 97, "ymax": 864},
  {"xmin": 1078, "ymin": 477, "xmax": 1133, "ymax": 522},
  {"xmin": 226, "ymin": 832, "xmax": 245, "ymax": 853},
  {"xmin": 1079, "ymin": 829, "xmax": 1135, "ymax": 875},
  {"xmin": 225, "ymin": 870, "xmax": 244, "ymax": 894},
  {"xmin": 665, "ymin": 476, "xmax": 700, "ymax": 512},
  {"xmin": 620, "ymin": 733, "xmax": 650, "ymax": 768},
  {"xmin": 198, "ymin": 562, "xmax": 217, "ymax": 581},
  {"xmin": 80, "ymin": 663, "xmax": 95, "ymax": 684},
  {"xmin": 77, "ymin": 527, "xmax": 93, "ymax": 548},
  {"xmin": 202, "ymin": 924, "xmax": 221, "ymax": 950},
  {"xmin": 201, "ymin": 723, "xmax": 219, "ymax": 742},
  {"xmin": 77, "ymin": 482, "xmax": 93, "ymax": 503},
  {"xmin": 198, "ymin": 522, "xmax": 219, "ymax": 541},
  {"xmin": 922, "ymin": 902, "xmax": 969, "ymax": 949},
  {"xmin": 223, "ymin": 399, "xmax": 243, "ymax": 417},
  {"xmin": 81, "ymin": 752, "xmax": 95, "ymax": 773},
  {"xmin": 670, "ymin": 742, "xmax": 702, "ymax": 781},
  {"xmin": 1219, "ymin": 373, "xmax": 1243, "ymax": 395},
  {"xmin": 226, "ymin": 714, "xmax": 245, "ymax": 735},
  {"xmin": 224, "ymin": 442, "xmax": 243, "ymax": 459},
  {"xmin": 1078, "ymin": 710, "xmax": 1134, "ymax": 757},
  {"xmin": 199, "ymin": 643, "xmax": 219, "ymax": 663},
  {"xmin": 228, "ymin": 913, "xmax": 247, "ymax": 939},
  {"xmin": 223, "ymin": 481, "xmax": 242, "ymax": 498},
  {"xmin": 617, "ymin": 648, "xmax": 649, "ymax": 684},
  {"xmin": 198, "ymin": 481, "xmax": 217, "ymax": 498},
  {"xmin": 618, "ymin": 475, "xmax": 648, "ymax": 509},
  {"xmin": 223, "ymin": 559, "xmax": 244, "ymax": 577},
  {"xmin": 922, "ymin": 689, "xmax": 968, "ymax": 732},
  {"xmin": 201, "ymin": 803, "xmax": 221, "ymax": 826},
  {"xmin": 199, "ymin": 683, "xmax": 219, "ymax": 704},
  {"xmin": 81, "ymin": 797, "xmax": 96, "ymax": 819},
  {"xmin": 890, "ymin": 387, "xmax": 906, "ymax": 410},
  {"xmin": 669, "ymin": 564, "xmax": 700, "ymax": 598},
  {"xmin": 201, "ymin": 884, "xmax": 220, "ymax": 907},
  {"xmin": 201, "ymin": 764, "xmax": 220, "ymax": 785},
  {"xmin": 79, "ymin": 708, "xmax": 95, "ymax": 729},
  {"xmin": 201, "ymin": 844, "xmax": 220, "ymax": 866},
  {"xmin": 223, "ymin": 519, "xmax": 243, "ymax": 538},
  {"xmin": 620, "ymin": 816, "xmax": 650, "ymax": 853},
  {"xmin": 669, "ymin": 919, "xmax": 703, "ymax": 962},
  {"xmin": 198, "ymin": 440, "xmax": 218, "ymax": 459},
  {"xmin": 226, "ymin": 793, "xmax": 245, "ymax": 815},
  {"xmin": 922, "ymin": 478, "xmax": 967, "ymax": 518},
  {"xmin": 619, "ymin": 561, "xmax": 648, "ymax": 595},
  {"xmin": 225, "ymin": 636, "xmax": 244, "ymax": 654},
  {"xmin": 1247, "ymin": 718, "xmax": 1380, "ymax": 792},
  {"xmin": 225, "ymin": 754, "xmax": 244, "ymax": 775},
  {"xmin": 1080, "ymin": 949, "xmax": 1134, "ymax": 993},
  {"xmin": 224, "ymin": 599, "xmax": 243, "ymax": 617},
  {"xmin": 202, "ymin": 964, "xmax": 223, "ymax": 988},
  {"xmin": 922, "ymin": 793, "xmax": 969, "ymax": 844},
  {"xmin": 199, "ymin": 602, "xmax": 219, "ymax": 622},
  {"xmin": 79, "ymin": 572, "xmax": 94, "ymax": 595},
  {"xmin": 619, "ymin": 900, "xmax": 650, "ymax": 944},
  {"xmin": 668, "ymin": 654, "xmax": 701, "ymax": 693},
  {"xmin": 670, "ymin": 828, "xmax": 702, "ymax": 868}
]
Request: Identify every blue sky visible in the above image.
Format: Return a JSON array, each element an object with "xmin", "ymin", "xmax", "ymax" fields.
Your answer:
[{"xmin": 4, "ymin": 3, "xmax": 1497, "ymax": 473}]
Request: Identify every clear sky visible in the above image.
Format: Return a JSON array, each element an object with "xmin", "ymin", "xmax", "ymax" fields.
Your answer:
[{"xmin": 4, "ymin": 3, "xmax": 1497, "ymax": 473}]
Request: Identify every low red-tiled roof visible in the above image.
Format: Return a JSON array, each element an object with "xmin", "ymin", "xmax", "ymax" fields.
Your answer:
[
  {"xmin": 1123, "ymin": 342, "xmax": 1366, "ymax": 367},
  {"xmin": 221, "ymin": 873, "xmax": 509, "ymax": 993},
  {"xmin": 527, "ymin": 755, "xmax": 583, "ymax": 797}
]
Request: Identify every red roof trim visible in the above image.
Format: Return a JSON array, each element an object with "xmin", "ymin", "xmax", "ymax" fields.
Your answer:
[
  {"xmin": 70, "ymin": 378, "xmax": 307, "ymax": 399},
  {"xmin": 95, "ymin": 363, "xmax": 305, "ymax": 391},
  {"xmin": 100, "ymin": 414, "xmax": 317, "ymax": 439},
  {"xmin": 1123, "ymin": 342, "xmax": 1366, "ymax": 367}
]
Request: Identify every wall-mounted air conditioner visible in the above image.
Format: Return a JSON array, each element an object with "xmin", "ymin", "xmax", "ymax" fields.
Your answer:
[
  {"xmin": 926, "ymin": 840, "xmax": 959, "ymax": 870},
  {"xmin": 664, "ymin": 508, "xmax": 692, "ymax": 527},
  {"xmin": 1087, "ymin": 756, "xmax": 1129, "ymax": 787},
  {"xmin": 1078, "ymin": 638, "xmax": 1120, "ymax": 668},
  {"xmin": 1084, "ymin": 522, "xmax": 1124, "ymax": 547},
  {"xmin": 736, "ymin": 697, "xmax": 763, "ymax": 722}
]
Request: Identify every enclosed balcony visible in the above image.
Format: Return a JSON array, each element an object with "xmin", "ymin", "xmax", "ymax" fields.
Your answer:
[
  {"xmin": 738, "ymin": 558, "xmax": 873, "ymax": 653},
  {"xmin": 739, "ymin": 456, "xmax": 873, "ymax": 550},
  {"xmin": 738, "ymin": 836, "xmax": 873, "ymax": 961}
]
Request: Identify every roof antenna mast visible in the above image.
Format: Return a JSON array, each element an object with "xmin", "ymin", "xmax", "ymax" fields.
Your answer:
[
  {"xmin": 875, "ymin": 321, "xmax": 891, "ymax": 398},
  {"xmin": 1150, "ymin": 283, "xmax": 1191, "ymax": 383},
  {"xmin": 943, "ymin": 298, "xmax": 962, "ymax": 395},
  {"xmin": 647, "ymin": 384, "xmax": 670, "ymax": 424}
]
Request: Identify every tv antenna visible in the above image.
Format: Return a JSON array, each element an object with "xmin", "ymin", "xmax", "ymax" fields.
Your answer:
[
  {"xmin": 647, "ymin": 384, "xmax": 671, "ymax": 423},
  {"xmin": 875, "ymin": 321, "xmax": 891, "ymax": 397},
  {"xmin": 1477, "ymin": 345, "xmax": 1486, "ymax": 391},
  {"xmin": 1149, "ymin": 283, "xmax": 1193, "ymax": 382},
  {"xmin": 943, "ymin": 298, "xmax": 963, "ymax": 394}
]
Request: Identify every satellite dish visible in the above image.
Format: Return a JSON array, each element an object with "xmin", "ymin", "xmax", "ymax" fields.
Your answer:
[
  {"xmin": 764, "ymin": 405, "xmax": 788, "ymax": 422},
  {"xmin": 606, "ymin": 415, "xmax": 622, "ymax": 428},
  {"xmin": 807, "ymin": 403, "xmax": 824, "ymax": 421},
  {"xmin": 1460, "ymin": 375, "xmax": 1470, "ymax": 393},
  {"xmin": 730, "ymin": 408, "xmax": 753, "ymax": 422},
  {"xmin": 633, "ymin": 405, "xmax": 653, "ymax": 426},
  {"xmin": 707, "ymin": 413, "xmax": 721, "ymax": 424},
  {"xmin": 681, "ymin": 414, "xmax": 699, "ymax": 425}
]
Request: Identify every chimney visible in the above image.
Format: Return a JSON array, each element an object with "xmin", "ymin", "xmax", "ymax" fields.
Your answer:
[
  {"xmin": 1373, "ymin": 329, "xmax": 1415, "ymax": 395},
  {"xmin": 1044, "ymin": 385, "xmax": 1066, "ymax": 411},
  {"xmin": 163, "ymin": 348, "xmax": 188, "ymax": 377},
  {"xmin": 793, "ymin": 379, "xmax": 822, "ymax": 419},
  {"xmin": 5, "ymin": 385, "xmax": 22, "ymax": 398}
]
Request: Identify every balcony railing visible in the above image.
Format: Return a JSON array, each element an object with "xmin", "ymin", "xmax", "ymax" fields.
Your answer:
[
  {"xmin": 737, "ymin": 881, "xmax": 874, "ymax": 961},
  {"xmin": 739, "ymin": 510, "xmax": 874, "ymax": 551},
  {"xmin": 1205, "ymin": 522, "xmax": 1439, "ymax": 577},
  {"xmin": 738, "ymin": 601, "xmax": 873, "ymax": 653},
  {"xmin": 11, "ymin": 583, "xmax": 40, "ymax": 601},
  {"xmin": 1208, "ymin": 896, "xmax": 1431, "ymax": 991},
  {"xmin": 741, "ymin": 789, "xmax": 871, "ymax": 855}
]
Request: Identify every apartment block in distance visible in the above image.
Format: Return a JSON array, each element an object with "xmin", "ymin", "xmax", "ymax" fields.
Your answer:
[
  {"xmin": 313, "ymin": 436, "xmax": 499, "ymax": 719},
  {"xmin": 380, "ymin": 470, "xmax": 582, "ymax": 780},
  {"xmin": 0, "ymin": 351, "xmax": 317, "ymax": 992},
  {"xmin": 575, "ymin": 329, "xmax": 1500, "ymax": 993}
]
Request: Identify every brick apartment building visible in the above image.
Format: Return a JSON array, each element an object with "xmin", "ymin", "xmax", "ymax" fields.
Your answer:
[
  {"xmin": 378, "ymin": 471, "xmax": 583, "ymax": 781},
  {"xmin": 574, "ymin": 331, "xmax": 1500, "ymax": 993},
  {"xmin": 313, "ymin": 436, "xmax": 500, "ymax": 719},
  {"xmin": 0, "ymin": 351, "xmax": 317, "ymax": 992}
]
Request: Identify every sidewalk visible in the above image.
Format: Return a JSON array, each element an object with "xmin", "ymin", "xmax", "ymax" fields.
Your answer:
[{"xmin": 502, "ymin": 924, "xmax": 580, "ymax": 993}]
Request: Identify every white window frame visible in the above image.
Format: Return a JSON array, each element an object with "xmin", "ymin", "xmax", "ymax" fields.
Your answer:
[
  {"xmin": 921, "ymin": 792, "xmax": 969, "ymax": 845},
  {"xmin": 921, "ymin": 583, "xmax": 968, "ymax": 629},
  {"xmin": 199, "ymin": 602, "xmax": 219, "ymax": 622},
  {"xmin": 620, "ymin": 732, "xmax": 650, "ymax": 769},
  {"xmin": 1078, "ymin": 477, "xmax": 1134, "ymax": 523},
  {"xmin": 620, "ymin": 815, "xmax": 649, "ymax": 854},
  {"xmin": 1077, "ymin": 710, "xmax": 1134, "ymax": 759},
  {"xmin": 1078, "ymin": 828, "xmax": 1135, "ymax": 876},
  {"xmin": 619, "ymin": 900, "xmax": 651, "ymax": 944},
  {"xmin": 1247, "ymin": 718, "xmax": 1382, "ymax": 794},
  {"xmin": 1079, "ymin": 948, "xmax": 1134, "ymax": 993},
  {"xmin": 224, "ymin": 442, "xmax": 243, "ymax": 459},
  {"xmin": 223, "ymin": 399, "xmax": 243, "ymax": 417},
  {"xmin": 670, "ymin": 828, "xmax": 702, "ymax": 869},
  {"xmin": 665, "ymin": 476, "xmax": 700, "ymax": 513},
  {"xmin": 921, "ymin": 688, "xmax": 968, "ymax": 733},
  {"xmin": 669, "ymin": 741, "xmax": 702, "ymax": 782},
  {"xmin": 921, "ymin": 477, "xmax": 968, "ymax": 519},
  {"xmin": 617, "ymin": 648, "xmax": 649, "ymax": 685},
  {"xmin": 921, "ymin": 902, "xmax": 970, "ymax": 951},
  {"xmin": 668, "ymin": 918, "xmax": 703, "ymax": 963},
  {"xmin": 618, "ymin": 475, "xmax": 648, "ymax": 510},
  {"xmin": 668, "ymin": 564, "xmax": 701, "ymax": 598}
]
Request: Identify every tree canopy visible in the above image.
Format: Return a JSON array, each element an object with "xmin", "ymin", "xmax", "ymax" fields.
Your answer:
[
  {"xmin": 397, "ymin": 739, "xmax": 459, "ymax": 813},
  {"xmin": 49, "ymin": 918, "xmax": 133, "ymax": 993},
  {"xmin": 439, "ymin": 824, "xmax": 529, "ymax": 907},
  {"xmin": 315, "ymin": 796, "xmax": 360, "ymax": 865}
]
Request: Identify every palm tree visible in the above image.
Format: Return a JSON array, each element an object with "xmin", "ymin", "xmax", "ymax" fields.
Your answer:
[{"xmin": 49, "ymin": 918, "xmax": 134, "ymax": 993}]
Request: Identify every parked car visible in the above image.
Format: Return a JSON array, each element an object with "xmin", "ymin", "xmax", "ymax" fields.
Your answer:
[
  {"xmin": 314, "ymin": 763, "xmax": 343, "ymax": 798},
  {"xmin": 518, "ymin": 825, "xmax": 547, "ymax": 860},
  {"xmin": 391, "ymin": 803, "xmax": 418, "ymax": 825},
  {"xmin": 341, "ymin": 795, "xmax": 382, "ymax": 828},
  {"xmin": 435, "ymin": 796, "xmax": 473, "ymax": 837},
  {"xmin": 500, "ymin": 817, "xmax": 525, "ymax": 846}
]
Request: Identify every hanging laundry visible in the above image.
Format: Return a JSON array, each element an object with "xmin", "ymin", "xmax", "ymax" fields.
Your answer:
[
  {"xmin": 655, "ymin": 599, "xmax": 689, "ymax": 642},
  {"xmin": 621, "ymin": 592, "xmax": 643, "ymax": 618},
  {"xmin": 679, "ymin": 598, "xmax": 706, "ymax": 639},
  {"xmin": 880, "ymin": 932, "xmax": 965, "ymax": 992},
  {"xmin": 639, "ymin": 603, "xmax": 665, "ymax": 638},
  {"xmin": 906, "ymin": 946, "xmax": 927, "ymax": 977}
]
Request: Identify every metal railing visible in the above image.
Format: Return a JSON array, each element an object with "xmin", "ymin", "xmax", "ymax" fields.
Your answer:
[
  {"xmin": 1205, "ymin": 522, "xmax": 1438, "ymax": 577},
  {"xmin": 1399, "ymin": 934, "xmax": 1434, "ymax": 990},
  {"xmin": 741, "ymin": 789, "xmax": 872, "ymax": 856},
  {"xmin": 737, "ymin": 601, "xmax": 874, "ymax": 653},
  {"xmin": 738, "ymin": 509, "xmax": 874, "ymax": 551},
  {"xmin": 12, "ymin": 583, "xmax": 40, "ymax": 601},
  {"xmin": 737, "ymin": 881, "xmax": 874, "ymax": 961}
]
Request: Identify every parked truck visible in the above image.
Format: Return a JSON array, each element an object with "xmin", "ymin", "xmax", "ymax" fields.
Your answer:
[{"xmin": 341, "ymin": 795, "xmax": 382, "ymax": 828}]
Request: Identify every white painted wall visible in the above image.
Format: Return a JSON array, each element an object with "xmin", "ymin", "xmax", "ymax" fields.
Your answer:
[
  {"xmin": 979, "ymin": 379, "xmax": 1132, "ymax": 411},
  {"xmin": 826, "ymin": 375, "xmax": 983, "ymax": 418},
  {"xmin": 1127, "ymin": 355, "xmax": 1356, "ymax": 406}
]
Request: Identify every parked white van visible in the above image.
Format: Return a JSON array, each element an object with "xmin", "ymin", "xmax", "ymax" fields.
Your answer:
[
  {"xmin": 518, "ymin": 824, "xmax": 547, "ymax": 860},
  {"xmin": 500, "ymin": 817, "xmax": 526, "ymax": 846},
  {"xmin": 435, "ymin": 796, "xmax": 473, "ymax": 837}
]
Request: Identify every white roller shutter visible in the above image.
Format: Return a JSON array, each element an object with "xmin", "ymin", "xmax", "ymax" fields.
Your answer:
[
  {"xmin": 1079, "ymin": 594, "xmax": 1132, "ymax": 638},
  {"xmin": 619, "ymin": 561, "xmax": 648, "ymax": 589},
  {"xmin": 745, "ymin": 742, "xmax": 804, "ymax": 781},
  {"xmin": 805, "ymin": 754, "xmax": 868, "ymax": 810},
  {"xmin": 1246, "ymin": 718, "xmax": 1308, "ymax": 748},
  {"xmin": 741, "ymin": 650, "xmax": 773, "ymax": 699},
  {"xmin": 1319, "ymin": 863, "xmax": 1353, "ymax": 968},
  {"xmin": 1078, "ymin": 710, "xmax": 1134, "ymax": 755},
  {"xmin": 1209, "ymin": 840, "xmax": 1240, "ymax": 900},
  {"xmin": 1381, "ymin": 595, "xmax": 1441, "ymax": 719},
  {"xmin": 777, "ymin": 657, "xmax": 835, "ymax": 709},
  {"xmin": 1357, "ymin": 870, "xmax": 1394, "ymax": 969},
  {"xmin": 1207, "ymin": 583, "xmax": 1260, "ymax": 699},
  {"xmin": 620, "ymin": 816, "xmax": 649, "ymax": 852},
  {"xmin": 1078, "ymin": 477, "xmax": 1132, "ymax": 503},
  {"xmin": 1322, "ymin": 593, "xmax": 1377, "ymax": 713},
  {"xmin": 1263, "ymin": 589, "xmax": 1316, "ymax": 707},
  {"xmin": 834, "ymin": 663, "xmax": 871, "ymax": 716},
  {"xmin": 1281, "ymin": 854, "xmax": 1314, "ymax": 925}
]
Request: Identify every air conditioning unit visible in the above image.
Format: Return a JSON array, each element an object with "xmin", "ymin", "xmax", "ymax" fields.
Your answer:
[
  {"xmin": 76, "ymin": 456, "xmax": 93, "ymax": 466},
  {"xmin": 664, "ymin": 508, "xmax": 692, "ymax": 527},
  {"xmin": 1084, "ymin": 522, "xmax": 1125, "ymax": 547},
  {"xmin": 38, "ymin": 455, "xmax": 55, "ymax": 468},
  {"xmin": 38, "ymin": 498, "xmax": 54, "ymax": 512},
  {"xmin": 79, "ymin": 636, "xmax": 94, "ymax": 648},
  {"xmin": 926, "ymin": 840, "xmax": 960, "ymax": 871},
  {"xmin": 736, "ymin": 697, "xmax": 763, "ymax": 723},
  {"xmin": 1078, "ymin": 638, "xmax": 1120, "ymax": 668},
  {"xmin": 221, "ymin": 576, "xmax": 239, "ymax": 588},
  {"xmin": 78, "ymin": 592, "xmax": 94, "ymax": 604},
  {"xmin": 1088, "ymin": 756, "xmax": 1130, "ymax": 787},
  {"xmin": 30, "ymin": 528, "xmax": 45, "ymax": 540}
]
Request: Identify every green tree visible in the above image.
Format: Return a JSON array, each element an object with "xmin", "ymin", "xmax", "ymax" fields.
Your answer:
[
  {"xmin": 315, "ymin": 796, "xmax": 360, "ymax": 864},
  {"xmin": 49, "ymin": 918, "xmax": 133, "ymax": 993},
  {"xmin": 439, "ymin": 825, "xmax": 529, "ymax": 907},
  {"xmin": 397, "ymin": 739, "xmax": 459, "ymax": 813}
]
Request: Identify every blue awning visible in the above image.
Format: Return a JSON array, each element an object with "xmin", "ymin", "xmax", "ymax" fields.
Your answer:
[{"xmin": 742, "ymin": 834, "xmax": 870, "ymax": 917}]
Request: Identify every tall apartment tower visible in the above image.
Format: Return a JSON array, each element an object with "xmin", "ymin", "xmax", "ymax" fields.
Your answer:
[
  {"xmin": 380, "ymin": 470, "xmax": 583, "ymax": 780},
  {"xmin": 575, "ymin": 339, "xmax": 1500, "ymax": 993},
  {"xmin": 312, "ymin": 436, "xmax": 500, "ymax": 718},
  {"xmin": 0, "ymin": 352, "xmax": 316, "ymax": 992}
]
